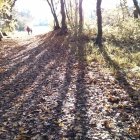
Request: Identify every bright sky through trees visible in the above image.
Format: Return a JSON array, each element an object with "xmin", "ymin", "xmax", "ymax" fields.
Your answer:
[
  {"xmin": 15, "ymin": 0, "xmax": 138, "ymax": 25},
  {"xmin": 15, "ymin": 0, "xmax": 51, "ymax": 24}
]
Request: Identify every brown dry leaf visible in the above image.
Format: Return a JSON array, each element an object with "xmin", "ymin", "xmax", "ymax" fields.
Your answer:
[
  {"xmin": 108, "ymin": 95, "xmax": 120, "ymax": 104},
  {"xmin": 103, "ymin": 120, "xmax": 115, "ymax": 129},
  {"xmin": 128, "ymin": 124, "xmax": 140, "ymax": 138},
  {"xmin": 0, "ymin": 68, "xmax": 5, "ymax": 73},
  {"xmin": 104, "ymin": 104, "xmax": 111, "ymax": 112},
  {"xmin": 15, "ymin": 134, "xmax": 30, "ymax": 140},
  {"xmin": 19, "ymin": 127, "xmax": 25, "ymax": 134},
  {"xmin": 0, "ymin": 127, "xmax": 7, "ymax": 133}
]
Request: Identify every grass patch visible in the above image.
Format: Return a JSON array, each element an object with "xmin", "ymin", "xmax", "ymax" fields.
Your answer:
[
  {"xmin": 86, "ymin": 42, "xmax": 104, "ymax": 64},
  {"xmin": 85, "ymin": 41, "xmax": 140, "ymax": 89}
]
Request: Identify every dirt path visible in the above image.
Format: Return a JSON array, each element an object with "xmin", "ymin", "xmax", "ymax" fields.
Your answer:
[{"xmin": 0, "ymin": 31, "xmax": 140, "ymax": 140}]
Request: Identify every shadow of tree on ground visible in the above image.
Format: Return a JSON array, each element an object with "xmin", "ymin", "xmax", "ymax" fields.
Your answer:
[
  {"xmin": 68, "ymin": 40, "xmax": 90, "ymax": 140},
  {"xmin": 0, "ymin": 31, "xmax": 139, "ymax": 139},
  {"xmin": 99, "ymin": 46, "xmax": 138, "ymax": 100},
  {"xmin": 98, "ymin": 45, "xmax": 140, "ymax": 138}
]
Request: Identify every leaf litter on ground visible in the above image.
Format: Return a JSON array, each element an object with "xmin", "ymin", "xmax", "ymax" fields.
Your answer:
[{"xmin": 0, "ymin": 31, "xmax": 140, "ymax": 140}]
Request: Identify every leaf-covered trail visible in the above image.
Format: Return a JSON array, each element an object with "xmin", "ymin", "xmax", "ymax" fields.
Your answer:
[{"xmin": 0, "ymin": 31, "xmax": 140, "ymax": 140}]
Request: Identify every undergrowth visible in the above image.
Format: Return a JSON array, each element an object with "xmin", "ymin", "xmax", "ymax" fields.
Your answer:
[
  {"xmin": 83, "ymin": 17, "xmax": 140, "ymax": 90},
  {"xmin": 103, "ymin": 18, "xmax": 140, "ymax": 45},
  {"xmin": 85, "ymin": 42, "xmax": 140, "ymax": 90}
]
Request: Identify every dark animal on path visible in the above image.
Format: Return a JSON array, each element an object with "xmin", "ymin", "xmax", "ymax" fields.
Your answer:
[{"xmin": 26, "ymin": 26, "xmax": 32, "ymax": 35}]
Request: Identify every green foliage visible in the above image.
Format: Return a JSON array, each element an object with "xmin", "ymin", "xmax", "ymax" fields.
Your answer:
[
  {"xmin": 0, "ymin": 0, "xmax": 3, "ymax": 9},
  {"xmin": 0, "ymin": 0, "xmax": 17, "ymax": 33},
  {"xmin": 1, "ymin": 19, "xmax": 17, "ymax": 32},
  {"xmin": 86, "ymin": 42, "xmax": 140, "ymax": 82},
  {"xmin": 104, "ymin": 18, "xmax": 140, "ymax": 44},
  {"xmin": 0, "ymin": 0, "xmax": 11, "ymax": 18},
  {"xmin": 86, "ymin": 42, "xmax": 104, "ymax": 64}
]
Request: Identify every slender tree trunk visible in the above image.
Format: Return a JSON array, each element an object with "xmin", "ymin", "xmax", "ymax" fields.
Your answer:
[
  {"xmin": 0, "ymin": 31, "xmax": 3, "ymax": 41},
  {"xmin": 46, "ymin": 0, "xmax": 60, "ymax": 30},
  {"xmin": 133, "ymin": 0, "xmax": 140, "ymax": 16},
  {"xmin": 79, "ymin": 0, "xmax": 83, "ymax": 34},
  {"xmin": 69, "ymin": 0, "xmax": 74, "ymax": 26},
  {"xmin": 74, "ymin": 0, "xmax": 78, "ymax": 36},
  {"xmin": 60, "ymin": 0, "xmax": 67, "ymax": 34},
  {"xmin": 134, "ymin": 9, "xmax": 139, "ymax": 18},
  {"xmin": 95, "ymin": 0, "xmax": 102, "ymax": 46},
  {"xmin": 64, "ymin": 0, "xmax": 70, "ymax": 22},
  {"xmin": 50, "ymin": 0, "xmax": 60, "ymax": 30}
]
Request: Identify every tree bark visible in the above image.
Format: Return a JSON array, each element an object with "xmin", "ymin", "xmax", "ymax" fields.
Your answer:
[
  {"xmin": 95, "ymin": 0, "xmax": 102, "ymax": 46},
  {"xmin": 0, "ymin": 31, "xmax": 3, "ymax": 41},
  {"xmin": 79, "ymin": 0, "xmax": 83, "ymax": 34},
  {"xmin": 60, "ymin": 0, "xmax": 67, "ymax": 34},
  {"xmin": 133, "ymin": 0, "xmax": 140, "ymax": 16},
  {"xmin": 46, "ymin": 0, "xmax": 60, "ymax": 30},
  {"xmin": 134, "ymin": 9, "xmax": 139, "ymax": 18},
  {"xmin": 64, "ymin": 0, "xmax": 70, "ymax": 22}
]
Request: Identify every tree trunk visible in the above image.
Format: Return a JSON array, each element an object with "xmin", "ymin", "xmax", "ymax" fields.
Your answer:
[
  {"xmin": 74, "ymin": 0, "xmax": 78, "ymax": 37},
  {"xmin": 50, "ymin": 0, "xmax": 60, "ymax": 30},
  {"xmin": 60, "ymin": 0, "xmax": 67, "ymax": 34},
  {"xmin": 64, "ymin": 0, "xmax": 70, "ymax": 22},
  {"xmin": 95, "ymin": 0, "xmax": 102, "ymax": 46},
  {"xmin": 79, "ymin": 0, "xmax": 83, "ymax": 34},
  {"xmin": 69, "ymin": 0, "xmax": 74, "ymax": 26},
  {"xmin": 133, "ymin": 0, "xmax": 140, "ymax": 16},
  {"xmin": 134, "ymin": 9, "xmax": 139, "ymax": 18},
  {"xmin": 46, "ymin": 0, "xmax": 60, "ymax": 30},
  {"xmin": 0, "ymin": 31, "xmax": 3, "ymax": 41}
]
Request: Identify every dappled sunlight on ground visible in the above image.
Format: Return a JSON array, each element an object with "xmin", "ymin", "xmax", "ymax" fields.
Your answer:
[{"xmin": 0, "ymin": 31, "xmax": 139, "ymax": 139}]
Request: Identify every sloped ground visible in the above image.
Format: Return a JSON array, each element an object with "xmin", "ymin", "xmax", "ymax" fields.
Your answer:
[{"xmin": 0, "ymin": 31, "xmax": 140, "ymax": 140}]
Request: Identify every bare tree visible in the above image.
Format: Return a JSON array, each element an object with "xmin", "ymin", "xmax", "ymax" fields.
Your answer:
[
  {"xmin": 46, "ymin": 0, "xmax": 60, "ymax": 30},
  {"xmin": 79, "ymin": 0, "xmax": 83, "ymax": 33},
  {"xmin": 74, "ymin": 0, "xmax": 78, "ymax": 36},
  {"xmin": 133, "ymin": 0, "xmax": 140, "ymax": 16},
  {"xmin": 64, "ymin": 0, "xmax": 70, "ymax": 22},
  {"xmin": 95, "ymin": 0, "xmax": 103, "ymax": 46},
  {"xmin": 67, "ymin": 0, "xmax": 75, "ymax": 28},
  {"xmin": 60, "ymin": 0, "xmax": 67, "ymax": 34},
  {"xmin": 134, "ymin": 8, "xmax": 139, "ymax": 18}
]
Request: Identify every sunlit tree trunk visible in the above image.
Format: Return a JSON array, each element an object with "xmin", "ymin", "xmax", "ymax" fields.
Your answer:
[
  {"xmin": 46, "ymin": 0, "xmax": 60, "ymax": 30},
  {"xmin": 69, "ymin": 0, "xmax": 74, "ymax": 27},
  {"xmin": 79, "ymin": 0, "xmax": 83, "ymax": 34},
  {"xmin": 133, "ymin": 0, "xmax": 140, "ymax": 16},
  {"xmin": 50, "ymin": 0, "xmax": 60, "ymax": 30},
  {"xmin": 60, "ymin": 0, "xmax": 67, "ymax": 34},
  {"xmin": 64, "ymin": 0, "xmax": 70, "ymax": 22},
  {"xmin": 134, "ymin": 9, "xmax": 139, "ymax": 18},
  {"xmin": 74, "ymin": 0, "xmax": 78, "ymax": 36},
  {"xmin": 96, "ymin": 0, "xmax": 102, "ymax": 46},
  {"xmin": 0, "ymin": 31, "xmax": 3, "ymax": 41}
]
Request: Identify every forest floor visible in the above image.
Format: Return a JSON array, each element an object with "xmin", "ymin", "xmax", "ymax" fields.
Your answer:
[{"xmin": 0, "ymin": 31, "xmax": 140, "ymax": 140}]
